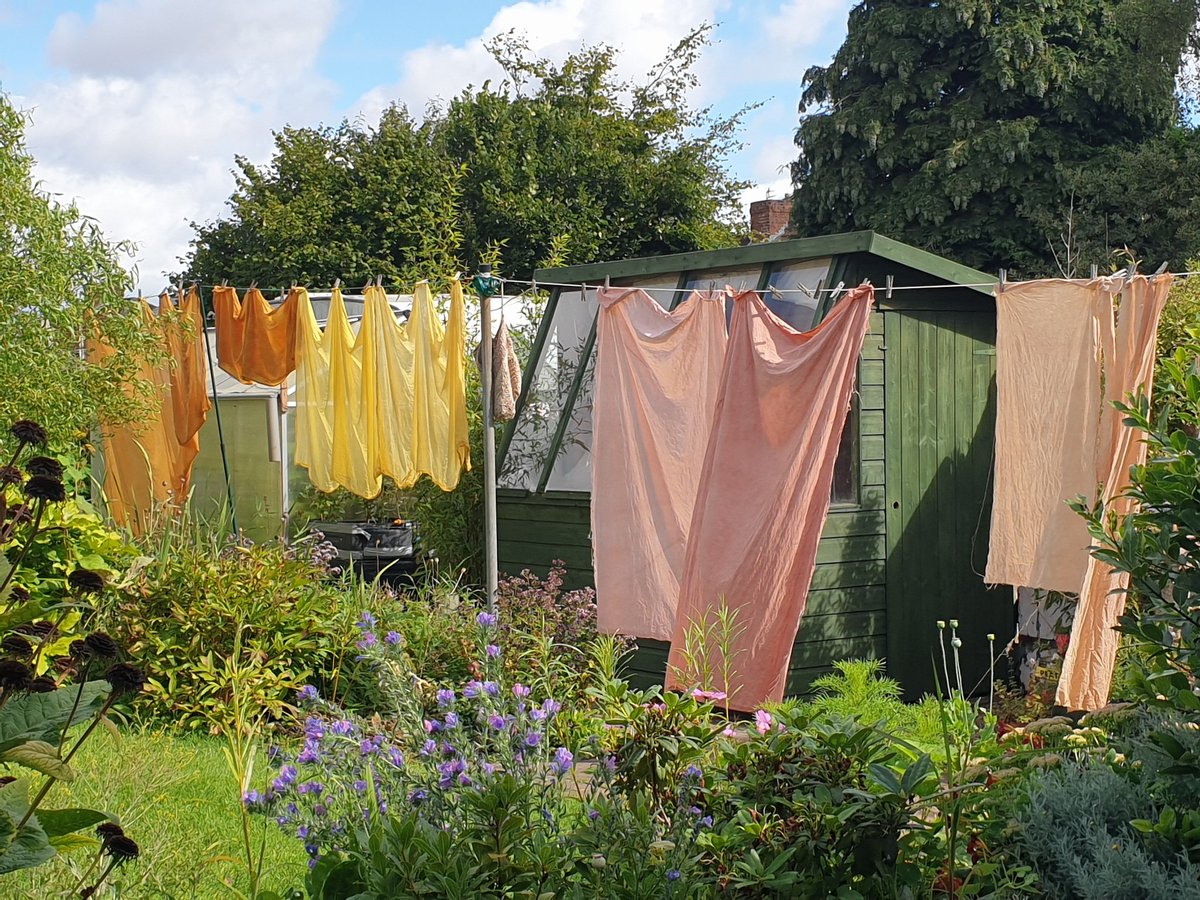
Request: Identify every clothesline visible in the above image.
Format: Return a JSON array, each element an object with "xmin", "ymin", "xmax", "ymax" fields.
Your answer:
[{"xmin": 168, "ymin": 270, "xmax": 1200, "ymax": 300}]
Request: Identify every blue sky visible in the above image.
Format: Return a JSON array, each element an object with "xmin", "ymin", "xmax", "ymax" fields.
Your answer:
[{"xmin": 0, "ymin": 1, "xmax": 855, "ymax": 288}]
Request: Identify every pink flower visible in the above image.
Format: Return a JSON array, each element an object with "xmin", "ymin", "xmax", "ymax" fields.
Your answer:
[
  {"xmin": 722, "ymin": 726, "xmax": 738, "ymax": 738},
  {"xmin": 691, "ymin": 688, "xmax": 727, "ymax": 702},
  {"xmin": 754, "ymin": 710, "xmax": 773, "ymax": 735}
]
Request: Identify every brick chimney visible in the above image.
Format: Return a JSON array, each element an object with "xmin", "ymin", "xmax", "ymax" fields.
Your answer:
[{"xmin": 749, "ymin": 197, "xmax": 794, "ymax": 241}]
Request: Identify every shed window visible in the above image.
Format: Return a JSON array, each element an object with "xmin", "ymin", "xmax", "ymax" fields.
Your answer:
[
  {"xmin": 830, "ymin": 394, "xmax": 858, "ymax": 505},
  {"xmin": 762, "ymin": 258, "xmax": 831, "ymax": 331}
]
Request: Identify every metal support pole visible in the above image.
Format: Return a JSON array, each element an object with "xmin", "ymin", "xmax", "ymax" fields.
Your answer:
[{"xmin": 476, "ymin": 269, "xmax": 500, "ymax": 611}]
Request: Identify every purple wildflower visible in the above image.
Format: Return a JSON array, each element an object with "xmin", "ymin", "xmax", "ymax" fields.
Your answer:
[
  {"xmin": 482, "ymin": 762, "xmax": 497, "ymax": 776},
  {"xmin": 458, "ymin": 773, "xmax": 472, "ymax": 786},
  {"xmin": 542, "ymin": 699, "xmax": 561, "ymax": 716},
  {"xmin": 685, "ymin": 765, "xmax": 702, "ymax": 780},
  {"xmin": 353, "ymin": 779, "xmax": 367, "ymax": 793},
  {"xmin": 444, "ymin": 712, "xmax": 460, "ymax": 728},
  {"xmin": 512, "ymin": 683, "xmax": 531, "ymax": 698},
  {"xmin": 524, "ymin": 732, "xmax": 541, "ymax": 748},
  {"xmin": 297, "ymin": 825, "xmax": 309, "ymax": 839},
  {"xmin": 421, "ymin": 739, "xmax": 437, "ymax": 757},
  {"xmin": 242, "ymin": 790, "xmax": 264, "ymax": 807},
  {"xmin": 357, "ymin": 632, "xmax": 377, "ymax": 650},
  {"xmin": 552, "ymin": 747, "xmax": 574, "ymax": 776},
  {"xmin": 297, "ymin": 742, "xmax": 319, "ymax": 764},
  {"xmin": 332, "ymin": 720, "xmax": 355, "ymax": 736},
  {"xmin": 298, "ymin": 781, "xmax": 324, "ymax": 796},
  {"xmin": 476, "ymin": 611, "xmax": 497, "ymax": 628},
  {"xmin": 436, "ymin": 688, "xmax": 455, "ymax": 708},
  {"xmin": 464, "ymin": 680, "xmax": 483, "ymax": 699},
  {"xmin": 409, "ymin": 789, "xmax": 428, "ymax": 803},
  {"xmin": 298, "ymin": 685, "xmax": 319, "ymax": 702},
  {"xmin": 360, "ymin": 738, "xmax": 377, "ymax": 756},
  {"xmin": 483, "ymin": 681, "xmax": 500, "ymax": 697},
  {"xmin": 531, "ymin": 709, "xmax": 547, "ymax": 722},
  {"xmin": 278, "ymin": 765, "xmax": 297, "ymax": 785},
  {"xmin": 488, "ymin": 714, "xmax": 507, "ymax": 731},
  {"xmin": 667, "ymin": 870, "xmax": 681, "ymax": 881},
  {"xmin": 486, "ymin": 644, "xmax": 501, "ymax": 659},
  {"xmin": 304, "ymin": 718, "xmax": 324, "ymax": 740},
  {"xmin": 357, "ymin": 610, "xmax": 376, "ymax": 630},
  {"xmin": 388, "ymin": 748, "xmax": 404, "ymax": 768},
  {"xmin": 588, "ymin": 809, "xmax": 600, "ymax": 821},
  {"xmin": 699, "ymin": 815, "xmax": 713, "ymax": 828},
  {"xmin": 385, "ymin": 630, "xmax": 402, "ymax": 645},
  {"xmin": 313, "ymin": 803, "xmax": 327, "ymax": 817}
]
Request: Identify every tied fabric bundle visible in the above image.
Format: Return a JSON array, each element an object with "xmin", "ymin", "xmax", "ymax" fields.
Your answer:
[{"xmin": 475, "ymin": 316, "xmax": 522, "ymax": 423}]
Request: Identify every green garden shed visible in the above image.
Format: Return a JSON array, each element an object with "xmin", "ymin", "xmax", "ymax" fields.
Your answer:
[{"xmin": 495, "ymin": 231, "xmax": 1013, "ymax": 700}]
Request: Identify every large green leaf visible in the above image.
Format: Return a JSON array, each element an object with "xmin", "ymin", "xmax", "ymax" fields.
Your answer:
[
  {"xmin": 36, "ymin": 808, "xmax": 107, "ymax": 839},
  {"xmin": 0, "ymin": 597, "xmax": 49, "ymax": 634},
  {"xmin": 1, "ymin": 741, "xmax": 74, "ymax": 781},
  {"xmin": 0, "ymin": 779, "xmax": 55, "ymax": 874},
  {"xmin": 0, "ymin": 681, "xmax": 107, "ymax": 754}
]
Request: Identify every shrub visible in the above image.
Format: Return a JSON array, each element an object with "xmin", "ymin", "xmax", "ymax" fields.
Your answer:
[
  {"xmin": 92, "ymin": 524, "xmax": 387, "ymax": 732},
  {"xmin": 1015, "ymin": 758, "xmax": 1200, "ymax": 899},
  {"xmin": 0, "ymin": 422, "xmax": 148, "ymax": 887}
]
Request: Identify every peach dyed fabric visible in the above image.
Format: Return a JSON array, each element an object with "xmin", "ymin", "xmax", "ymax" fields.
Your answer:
[
  {"xmin": 666, "ymin": 286, "xmax": 873, "ymax": 709},
  {"xmin": 1057, "ymin": 274, "xmax": 1173, "ymax": 710},
  {"xmin": 985, "ymin": 279, "xmax": 1116, "ymax": 593},
  {"xmin": 213, "ymin": 285, "xmax": 298, "ymax": 386},
  {"xmin": 591, "ymin": 288, "xmax": 727, "ymax": 640}
]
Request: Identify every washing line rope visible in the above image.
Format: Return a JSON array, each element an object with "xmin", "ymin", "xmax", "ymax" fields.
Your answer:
[{"xmin": 171, "ymin": 270, "xmax": 1200, "ymax": 299}]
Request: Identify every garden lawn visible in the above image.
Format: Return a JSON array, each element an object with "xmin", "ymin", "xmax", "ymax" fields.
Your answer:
[{"xmin": 8, "ymin": 729, "xmax": 307, "ymax": 899}]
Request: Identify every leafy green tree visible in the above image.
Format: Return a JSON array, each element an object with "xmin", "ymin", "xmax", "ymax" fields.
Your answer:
[
  {"xmin": 0, "ymin": 93, "xmax": 159, "ymax": 449},
  {"xmin": 183, "ymin": 26, "xmax": 747, "ymax": 285},
  {"xmin": 791, "ymin": 0, "xmax": 1200, "ymax": 275}
]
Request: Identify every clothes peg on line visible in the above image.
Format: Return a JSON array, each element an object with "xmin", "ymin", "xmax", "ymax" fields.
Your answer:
[
  {"xmin": 1153, "ymin": 261, "xmax": 1169, "ymax": 276},
  {"xmin": 604, "ymin": 275, "xmax": 610, "ymax": 289},
  {"xmin": 885, "ymin": 275, "xmax": 894, "ymax": 301},
  {"xmin": 333, "ymin": 278, "xmax": 341, "ymax": 290},
  {"xmin": 997, "ymin": 269, "xmax": 1006, "ymax": 290}
]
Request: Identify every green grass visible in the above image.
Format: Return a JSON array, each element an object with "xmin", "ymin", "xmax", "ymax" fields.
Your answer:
[{"xmin": 6, "ymin": 729, "xmax": 307, "ymax": 899}]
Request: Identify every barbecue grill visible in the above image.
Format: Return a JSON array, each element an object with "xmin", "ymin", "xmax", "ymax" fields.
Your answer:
[{"xmin": 309, "ymin": 519, "xmax": 434, "ymax": 587}]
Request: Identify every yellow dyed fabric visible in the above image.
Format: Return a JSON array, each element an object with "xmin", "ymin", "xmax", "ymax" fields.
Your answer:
[{"xmin": 294, "ymin": 281, "xmax": 471, "ymax": 499}]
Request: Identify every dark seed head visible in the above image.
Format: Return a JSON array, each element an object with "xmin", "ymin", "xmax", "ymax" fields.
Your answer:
[
  {"xmin": 69, "ymin": 640, "xmax": 91, "ymax": 661},
  {"xmin": 16, "ymin": 620, "xmax": 53, "ymax": 639},
  {"xmin": 68, "ymin": 569, "xmax": 106, "ymax": 595},
  {"xmin": 28, "ymin": 676, "xmax": 56, "ymax": 693},
  {"xmin": 0, "ymin": 776, "xmax": 15, "ymax": 787},
  {"xmin": 24, "ymin": 475, "xmax": 65, "ymax": 503},
  {"xmin": 104, "ymin": 663, "xmax": 146, "ymax": 697},
  {"xmin": 10, "ymin": 421, "xmax": 47, "ymax": 447},
  {"xmin": 24, "ymin": 456, "xmax": 63, "ymax": 479},
  {"xmin": 83, "ymin": 632, "xmax": 120, "ymax": 660},
  {"xmin": 1, "ymin": 634, "xmax": 33, "ymax": 659},
  {"xmin": 7, "ymin": 586, "xmax": 29, "ymax": 604},
  {"xmin": 0, "ymin": 466, "xmax": 21, "ymax": 486},
  {"xmin": 103, "ymin": 833, "xmax": 139, "ymax": 861},
  {"xmin": 96, "ymin": 822, "xmax": 125, "ymax": 840},
  {"xmin": 0, "ymin": 660, "xmax": 32, "ymax": 692}
]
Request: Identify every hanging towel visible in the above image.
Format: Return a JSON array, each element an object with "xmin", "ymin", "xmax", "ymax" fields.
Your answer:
[
  {"xmin": 212, "ymin": 285, "xmax": 298, "ymax": 386},
  {"xmin": 1057, "ymin": 274, "xmax": 1173, "ymax": 710},
  {"xmin": 475, "ymin": 316, "xmax": 522, "ymax": 422},
  {"xmin": 666, "ymin": 286, "xmax": 873, "ymax": 709},
  {"xmin": 163, "ymin": 287, "xmax": 211, "ymax": 446},
  {"xmin": 90, "ymin": 296, "xmax": 207, "ymax": 534},
  {"xmin": 294, "ymin": 282, "xmax": 471, "ymax": 498},
  {"xmin": 985, "ymin": 279, "xmax": 1116, "ymax": 593},
  {"xmin": 591, "ymin": 288, "xmax": 727, "ymax": 640}
]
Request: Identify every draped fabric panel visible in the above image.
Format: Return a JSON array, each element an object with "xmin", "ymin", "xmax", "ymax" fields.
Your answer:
[
  {"xmin": 591, "ymin": 288, "xmax": 728, "ymax": 640},
  {"xmin": 212, "ymin": 285, "xmax": 298, "ymax": 386},
  {"xmin": 666, "ymin": 286, "xmax": 873, "ymax": 709},
  {"xmin": 1057, "ymin": 274, "xmax": 1173, "ymax": 710}
]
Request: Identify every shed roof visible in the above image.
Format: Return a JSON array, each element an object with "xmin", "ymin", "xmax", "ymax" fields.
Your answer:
[{"xmin": 533, "ymin": 230, "xmax": 996, "ymax": 296}]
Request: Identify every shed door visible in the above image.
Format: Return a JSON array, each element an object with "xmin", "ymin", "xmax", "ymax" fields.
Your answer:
[{"xmin": 883, "ymin": 309, "xmax": 1012, "ymax": 698}]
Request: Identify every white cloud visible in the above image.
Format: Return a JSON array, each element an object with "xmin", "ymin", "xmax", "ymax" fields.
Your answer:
[
  {"xmin": 19, "ymin": 0, "xmax": 339, "ymax": 287},
  {"xmin": 353, "ymin": 0, "xmax": 726, "ymax": 122}
]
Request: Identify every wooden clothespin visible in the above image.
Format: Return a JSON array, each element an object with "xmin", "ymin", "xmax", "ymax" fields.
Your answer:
[
  {"xmin": 1090, "ymin": 264, "xmax": 1099, "ymax": 280},
  {"xmin": 885, "ymin": 275, "xmax": 894, "ymax": 301},
  {"xmin": 333, "ymin": 277, "xmax": 341, "ymax": 291},
  {"xmin": 375, "ymin": 274, "xmax": 383, "ymax": 288},
  {"xmin": 220, "ymin": 278, "xmax": 228, "ymax": 288},
  {"xmin": 249, "ymin": 279, "xmax": 258, "ymax": 291}
]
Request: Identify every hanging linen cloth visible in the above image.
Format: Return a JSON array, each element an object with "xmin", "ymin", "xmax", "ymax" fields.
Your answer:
[
  {"xmin": 475, "ymin": 315, "xmax": 522, "ymax": 423},
  {"xmin": 591, "ymin": 288, "xmax": 727, "ymax": 640},
  {"xmin": 91, "ymin": 292, "xmax": 209, "ymax": 535},
  {"xmin": 294, "ymin": 281, "xmax": 471, "ymax": 498},
  {"xmin": 985, "ymin": 278, "xmax": 1117, "ymax": 593},
  {"xmin": 212, "ymin": 285, "xmax": 298, "ymax": 386},
  {"xmin": 666, "ymin": 286, "xmax": 873, "ymax": 709},
  {"xmin": 1057, "ymin": 274, "xmax": 1173, "ymax": 710}
]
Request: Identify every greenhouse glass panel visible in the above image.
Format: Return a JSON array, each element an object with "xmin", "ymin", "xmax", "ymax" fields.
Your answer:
[
  {"xmin": 540, "ymin": 273, "xmax": 686, "ymax": 492},
  {"xmin": 499, "ymin": 286, "xmax": 599, "ymax": 491},
  {"xmin": 762, "ymin": 258, "xmax": 831, "ymax": 331}
]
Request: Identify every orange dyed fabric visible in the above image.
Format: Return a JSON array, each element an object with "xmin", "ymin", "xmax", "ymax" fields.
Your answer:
[
  {"xmin": 1057, "ymin": 274, "xmax": 1173, "ymax": 710},
  {"xmin": 666, "ymin": 286, "xmax": 873, "ymax": 709},
  {"xmin": 92, "ymin": 293, "xmax": 210, "ymax": 534},
  {"xmin": 591, "ymin": 288, "xmax": 728, "ymax": 641},
  {"xmin": 212, "ymin": 285, "xmax": 297, "ymax": 386}
]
